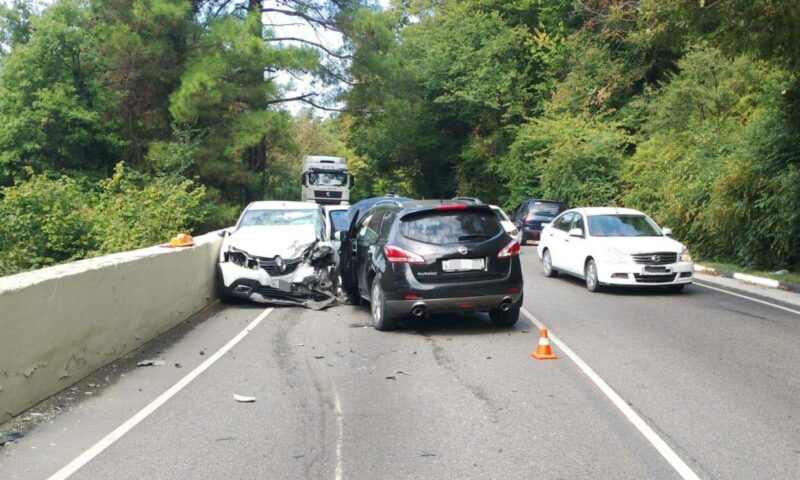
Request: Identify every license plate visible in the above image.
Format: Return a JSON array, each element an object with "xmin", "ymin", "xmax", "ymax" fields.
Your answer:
[
  {"xmin": 442, "ymin": 258, "xmax": 485, "ymax": 272},
  {"xmin": 643, "ymin": 266, "xmax": 669, "ymax": 275}
]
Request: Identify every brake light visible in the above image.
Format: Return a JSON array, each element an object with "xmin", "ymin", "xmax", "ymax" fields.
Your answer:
[
  {"xmin": 497, "ymin": 240, "xmax": 520, "ymax": 258},
  {"xmin": 384, "ymin": 245, "xmax": 426, "ymax": 264},
  {"xmin": 436, "ymin": 204, "xmax": 467, "ymax": 211}
]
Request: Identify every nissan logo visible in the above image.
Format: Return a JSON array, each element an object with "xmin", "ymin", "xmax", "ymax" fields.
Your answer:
[
  {"xmin": 458, "ymin": 246, "xmax": 468, "ymax": 255},
  {"xmin": 651, "ymin": 255, "xmax": 661, "ymax": 263}
]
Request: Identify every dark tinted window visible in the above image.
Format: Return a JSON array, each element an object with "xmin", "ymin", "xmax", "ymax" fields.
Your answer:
[
  {"xmin": 572, "ymin": 214, "xmax": 585, "ymax": 235},
  {"xmin": 531, "ymin": 202, "xmax": 562, "ymax": 218},
  {"xmin": 588, "ymin": 215, "xmax": 661, "ymax": 237},
  {"xmin": 357, "ymin": 210, "xmax": 385, "ymax": 246},
  {"xmin": 400, "ymin": 211, "xmax": 502, "ymax": 245}
]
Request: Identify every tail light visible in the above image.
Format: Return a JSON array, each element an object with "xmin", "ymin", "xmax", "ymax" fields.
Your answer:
[
  {"xmin": 497, "ymin": 239, "xmax": 520, "ymax": 258},
  {"xmin": 384, "ymin": 245, "xmax": 426, "ymax": 264}
]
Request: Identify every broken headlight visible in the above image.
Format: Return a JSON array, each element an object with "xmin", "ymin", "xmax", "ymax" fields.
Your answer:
[{"xmin": 227, "ymin": 247, "xmax": 260, "ymax": 270}]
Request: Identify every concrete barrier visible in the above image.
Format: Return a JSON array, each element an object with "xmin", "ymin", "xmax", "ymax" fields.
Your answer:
[{"xmin": 0, "ymin": 232, "xmax": 223, "ymax": 423}]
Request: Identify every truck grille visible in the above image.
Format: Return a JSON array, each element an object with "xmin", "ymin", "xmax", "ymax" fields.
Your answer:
[
  {"xmin": 631, "ymin": 252, "xmax": 677, "ymax": 265},
  {"xmin": 314, "ymin": 190, "xmax": 342, "ymax": 199}
]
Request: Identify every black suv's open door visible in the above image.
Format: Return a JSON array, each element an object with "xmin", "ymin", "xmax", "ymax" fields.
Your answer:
[{"xmin": 339, "ymin": 208, "xmax": 361, "ymax": 302}]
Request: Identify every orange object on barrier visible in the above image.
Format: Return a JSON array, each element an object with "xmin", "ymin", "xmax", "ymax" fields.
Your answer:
[
  {"xmin": 531, "ymin": 328, "xmax": 557, "ymax": 360},
  {"xmin": 169, "ymin": 233, "xmax": 194, "ymax": 248}
]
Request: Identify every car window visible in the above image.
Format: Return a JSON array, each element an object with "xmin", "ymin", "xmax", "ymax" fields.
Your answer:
[
  {"xmin": 531, "ymin": 202, "xmax": 562, "ymax": 219},
  {"xmin": 587, "ymin": 214, "xmax": 661, "ymax": 237},
  {"xmin": 572, "ymin": 214, "xmax": 585, "ymax": 235},
  {"xmin": 239, "ymin": 209, "xmax": 319, "ymax": 227},
  {"xmin": 492, "ymin": 207, "xmax": 511, "ymax": 222},
  {"xmin": 553, "ymin": 212, "xmax": 574, "ymax": 232},
  {"xmin": 378, "ymin": 211, "xmax": 396, "ymax": 242},
  {"xmin": 400, "ymin": 211, "xmax": 502, "ymax": 245},
  {"xmin": 357, "ymin": 210, "xmax": 385, "ymax": 246},
  {"xmin": 329, "ymin": 210, "xmax": 349, "ymax": 235}
]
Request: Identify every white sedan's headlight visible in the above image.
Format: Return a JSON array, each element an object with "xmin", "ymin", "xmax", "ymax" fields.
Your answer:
[
  {"xmin": 680, "ymin": 246, "xmax": 692, "ymax": 263},
  {"xmin": 605, "ymin": 247, "xmax": 631, "ymax": 264},
  {"xmin": 227, "ymin": 247, "xmax": 259, "ymax": 270}
]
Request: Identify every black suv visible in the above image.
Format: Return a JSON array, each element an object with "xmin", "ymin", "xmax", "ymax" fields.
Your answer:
[
  {"xmin": 510, "ymin": 199, "xmax": 567, "ymax": 244},
  {"xmin": 340, "ymin": 201, "xmax": 523, "ymax": 330}
]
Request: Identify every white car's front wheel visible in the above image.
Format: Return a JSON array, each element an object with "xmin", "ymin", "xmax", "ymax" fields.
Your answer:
[
  {"xmin": 542, "ymin": 249, "xmax": 557, "ymax": 278},
  {"xmin": 585, "ymin": 259, "xmax": 601, "ymax": 292}
]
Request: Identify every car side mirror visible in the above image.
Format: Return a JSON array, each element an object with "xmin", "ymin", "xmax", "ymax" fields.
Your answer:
[
  {"xmin": 568, "ymin": 228, "xmax": 583, "ymax": 238},
  {"xmin": 334, "ymin": 231, "xmax": 342, "ymax": 241},
  {"xmin": 217, "ymin": 229, "xmax": 229, "ymax": 238},
  {"xmin": 662, "ymin": 227, "xmax": 672, "ymax": 236}
]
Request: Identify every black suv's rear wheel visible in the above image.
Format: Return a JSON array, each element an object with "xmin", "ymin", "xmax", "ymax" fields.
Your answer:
[
  {"xmin": 489, "ymin": 306, "xmax": 520, "ymax": 327},
  {"xmin": 370, "ymin": 277, "xmax": 396, "ymax": 331}
]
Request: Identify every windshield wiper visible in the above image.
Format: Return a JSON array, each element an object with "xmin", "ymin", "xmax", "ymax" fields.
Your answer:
[{"xmin": 458, "ymin": 234, "xmax": 492, "ymax": 241}]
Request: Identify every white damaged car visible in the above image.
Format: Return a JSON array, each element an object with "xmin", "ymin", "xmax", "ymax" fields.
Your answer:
[{"xmin": 218, "ymin": 201, "xmax": 338, "ymax": 308}]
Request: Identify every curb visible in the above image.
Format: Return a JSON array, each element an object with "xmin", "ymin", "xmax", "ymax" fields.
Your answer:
[{"xmin": 694, "ymin": 264, "xmax": 800, "ymax": 294}]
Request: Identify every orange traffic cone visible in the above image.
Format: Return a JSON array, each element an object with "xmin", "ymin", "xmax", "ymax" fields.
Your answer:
[{"xmin": 531, "ymin": 328, "xmax": 557, "ymax": 360}]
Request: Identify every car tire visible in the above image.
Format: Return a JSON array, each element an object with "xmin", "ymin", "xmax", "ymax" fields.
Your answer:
[
  {"xmin": 585, "ymin": 259, "xmax": 602, "ymax": 292},
  {"xmin": 217, "ymin": 271, "xmax": 238, "ymax": 304},
  {"xmin": 542, "ymin": 249, "xmax": 558, "ymax": 278},
  {"xmin": 489, "ymin": 306, "xmax": 520, "ymax": 327},
  {"xmin": 370, "ymin": 277, "xmax": 396, "ymax": 331}
]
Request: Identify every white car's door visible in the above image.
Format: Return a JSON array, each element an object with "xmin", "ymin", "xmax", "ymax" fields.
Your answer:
[
  {"xmin": 546, "ymin": 212, "xmax": 574, "ymax": 269},
  {"xmin": 563, "ymin": 213, "xmax": 588, "ymax": 275}
]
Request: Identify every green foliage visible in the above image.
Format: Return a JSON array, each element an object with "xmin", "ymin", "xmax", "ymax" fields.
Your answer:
[{"xmin": 0, "ymin": 164, "xmax": 211, "ymax": 276}]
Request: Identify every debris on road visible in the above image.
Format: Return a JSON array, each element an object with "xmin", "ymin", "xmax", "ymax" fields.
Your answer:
[
  {"xmin": 199, "ymin": 350, "xmax": 205, "ymax": 356},
  {"xmin": 174, "ymin": 363, "xmax": 182, "ymax": 368},
  {"xmin": 215, "ymin": 437, "xmax": 236, "ymax": 442},
  {"xmin": 0, "ymin": 432, "xmax": 23, "ymax": 446},
  {"xmin": 385, "ymin": 375, "xmax": 397, "ymax": 380},
  {"xmin": 348, "ymin": 323, "xmax": 372, "ymax": 328},
  {"xmin": 314, "ymin": 355, "xmax": 325, "ymax": 359},
  {"xmin": 137, "ymin": 359, "xmax": 166, "ymax": 367},
  {"xmin": 394, "ymin": 370, "xmax": 412, "ymax": 376},
  {"xmin": 419, "ymin": 451, "xmax": 437, "ymax": 457},
  {"xmin": 233, "ymin": 394, "xmax": 257, "ymax": 403},
  {"xmin": 293, "ymin": 454, "xmax": 305, "ymax": 459}
]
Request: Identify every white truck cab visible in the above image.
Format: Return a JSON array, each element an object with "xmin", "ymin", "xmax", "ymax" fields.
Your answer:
[{"xmin": 301, "ymin": 156, "xmax": 352, "ymax": 205}]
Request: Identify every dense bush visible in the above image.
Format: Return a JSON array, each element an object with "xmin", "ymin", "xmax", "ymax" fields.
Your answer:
[{"xmin": 0, "ymin": 164, "xmax": 210, "ymax": 276}]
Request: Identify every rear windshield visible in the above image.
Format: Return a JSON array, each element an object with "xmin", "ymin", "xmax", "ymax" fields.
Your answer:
[
  {"xmin": 492, "ymin": 208, "xmax": 510, "ymax": 222},
  {"xmin": 400, "ymin": 211, "xmax": 502, "ymax": 245},
  {"xmin": 587, "ymin": 214, "xmax": 662, "ymax": 237},
  {"xmin": 532, "ymin": 202, "xmax": 562, "ymax": 217}
]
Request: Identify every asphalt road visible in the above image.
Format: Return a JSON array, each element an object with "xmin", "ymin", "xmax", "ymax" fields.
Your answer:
[{"xmin": 2, "ymin": 247, "xmax": 800, "ymax": 479}]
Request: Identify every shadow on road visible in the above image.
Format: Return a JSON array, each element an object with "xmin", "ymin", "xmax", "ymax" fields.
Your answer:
[{"xmin": 396, "ymin": 312, "xmax": 524, "ymax": 337}]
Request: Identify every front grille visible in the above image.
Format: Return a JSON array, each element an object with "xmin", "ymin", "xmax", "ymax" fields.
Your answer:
[
  {"xmin": 631, "ymin": 252, "xmax": 677, "ymax": 265},
  {"xmin": 257, "ymin": 258, "xmax": 301, "ymax": 276},
  {"xmin": 314, "ymin": 190, "xmax": 342, "ymax": 199},
  {"xmin": 633, "ymin": 273, "xmax": 677, "ymax": 283}
]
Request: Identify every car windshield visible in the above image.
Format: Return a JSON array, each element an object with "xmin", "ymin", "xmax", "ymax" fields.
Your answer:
[
  {"xmin": 400, "ymin": 211, "xmax": 502, "ymax": 245},
  {"xmin": 308, "ymin": 171, "xmax": 347, "ymax": 186},
  {"xmin": 587, "ymin": 214, "xmax": 662, "ymax": 237},
  {"xmin": 329, "ymin": 210, "xmax": 349, "ymax": 233},
  {"xmin": 532, "ymin": 202, "xmax": 561, "ymax": 218},
  {"xmin": 239, "ymin": 209, "xmax": 319, "ymax": 227}
]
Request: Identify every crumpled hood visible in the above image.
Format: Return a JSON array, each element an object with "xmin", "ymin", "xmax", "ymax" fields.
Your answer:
[
  {"xmin": 227, "ymin": 225, "xmax": 318, "ymax": 259},
  {"xmin": 590, "ymin": 236, "xmax": 684, "ymax": 254}
]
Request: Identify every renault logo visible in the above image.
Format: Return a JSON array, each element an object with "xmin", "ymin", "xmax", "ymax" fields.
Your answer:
[
  {"xmin": 274, "ymin": 255, "xmax": 285, "ymax": 273},
  {"xmin": 458, "ymin": 246, "xmax": 468, "ymax": 255},
  {"xmin": 651, "ymin": 255, "xmax": 661, "ymax": 263}
]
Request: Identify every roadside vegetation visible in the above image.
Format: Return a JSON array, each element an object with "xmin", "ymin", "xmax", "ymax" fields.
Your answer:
[{"xmin": 1, "ymin": 1, "xmax": 798, "ymax": 276}]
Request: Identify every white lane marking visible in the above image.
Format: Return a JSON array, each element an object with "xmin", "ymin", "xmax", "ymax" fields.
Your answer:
[
  {"xmin": 48, "ymin": 308, "xmax": 274, "ymax": 480},
  {"xmin": 695, "ymin": 282, "xmax": 800, "ymax": 316},
  {"xmin": 521, "ymin": 308, "xmax": 701, "ymax": 480},
  {"xmin": 333, "ymin": 391, "xmax": 344, "ymax": 480}
]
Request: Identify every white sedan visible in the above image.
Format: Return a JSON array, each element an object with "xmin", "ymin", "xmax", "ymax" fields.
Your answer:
[
  {"xmin": 537, "ymin": 207, "xmax": 693, "ymax": 292},
  {"xmin": 218, "ymin": 201, "xmax": 337, "ymax": 306}
]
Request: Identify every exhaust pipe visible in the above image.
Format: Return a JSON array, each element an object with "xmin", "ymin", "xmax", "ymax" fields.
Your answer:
[
  {"xmin": 499, "ymin": 298, "xmax": 512, "ymax": 311},
  {"xmin": 411, "ymin": 305, "xmax": 426, "ymax": 317}
]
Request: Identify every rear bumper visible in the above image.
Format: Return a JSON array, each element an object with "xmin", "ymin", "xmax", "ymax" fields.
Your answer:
[{"xmin": 386, "ymin": 292, "xmax": 522, "ymax": 316}]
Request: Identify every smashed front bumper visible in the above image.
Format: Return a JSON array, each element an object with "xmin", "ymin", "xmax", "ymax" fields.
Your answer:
[{"xmin": 219, "ymin": 256, "xmax": 337, "ymax": 310}]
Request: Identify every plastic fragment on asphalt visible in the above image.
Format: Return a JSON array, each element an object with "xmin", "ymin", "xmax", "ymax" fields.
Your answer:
[
  {"xmin": 174, "ymin": 363, "xmax": 182, "ymax": 368},
  {"xmin": 0, "ymin": 432, "xmax": 23, "ymax": 446},
  {"xmin": 419, "ymin": 451, "xmax": 437, "ymax": 457},
  {"xmin": 314, "ymin": 355, "xmax": 325, "ymax": 359},
  {"xmin": 348, "ymin": 323, "xmax": 372, "ymax": 328},
  {"xmin": 233, "ymin": 394, "xmax": 256, "ymax": 402},
  {"xmin": 137, "ymin": 359, "xmax": 165, "ymax": 367},
  {"xmin": 385, "ymin": 375, "xmax": 397, "ymax": 380},
  {"xmin": 394, "ymin": 370, "xmax": 411, "ymax": 375}
]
